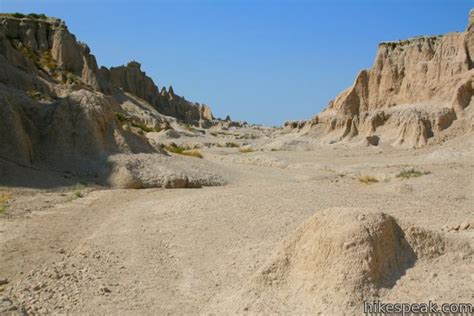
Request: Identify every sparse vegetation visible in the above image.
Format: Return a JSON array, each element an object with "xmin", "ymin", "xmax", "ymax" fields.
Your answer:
[
  {"xmin": 27, "ymin": 13, "xmax": 48, "ymax": 20},
  {"xmin": 164, "ymin": 144, "xmax": 203, "ymax": 158},
  {"xmin": 115, "ymin": 112, "xmax": 129, "ymax": 123},
  {"xmin": 53, "ymin": 71, "xmax": 92, "ymax": 90},
  {"xmin": 165, "ymin": 144, "xmax": 186, "ymax": 154},
  {"xmin": 182, "ymin": 150, "xmax": 203, "ymax": 158},
  {"xmin": 239, "ymin": 148, "xmax": 254, "ymax": 153},
  {"xmin": 27, "ymin": 89, "xmax": 52, "ymax": 101},
  {"xmin": 185, "ymin": 124, "xmax": 201, "ymax": 133},
  {"xmin": 0, "ymin": 12, "xmax": 47, "ymax": 20},
  {"xmin": 396, "ymin": 168, "xmax": 430, "ymax": 179},
  {"xmin": 20, "ymin": 45, "xmax": 58, "ymax": 74},
  {"xmin": 20, "ymin": 46, "xmax": 36, "ymax": 60},
  {"xmin": 73, "ymin": 184, "xmax": 84, "ymax": 198},
  {"xmin": 0, "ymin": 191, "xmax": 12, "ymax": 214},
  {"xmin": 359, "ymin": 175, "xmax": 379, "ymax": 184},
  {"xmin": 132, "ymin": 122, "xmax": 154, "ymax": 133},
  {"xmin": 114, "ymin": 112, "xmax": 161, "ymax": 133},
  {"xmin": 12, "ymin": 12, "xmax": 26, "ymax": 19},
  {"xmin": 65, "ymin": 72, "xmax": 83, "ymax": 85},
  {"xmin": 226, "ymin": 142, "xmax": 239, "ymax": 148},
  {"xmin": 40, "ymin": 51, "xmax": 57, "ymax": 70},
  {"xmin": 0, "ymin": 191, "xmax": 13, "ymax": 204}
]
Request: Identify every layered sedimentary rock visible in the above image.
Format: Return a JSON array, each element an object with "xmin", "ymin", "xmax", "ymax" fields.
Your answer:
[
  {"xmin": 288, "ymin": 10, "xmax": 474, "ymax": 147},
  {"xmin": 104, "ymin": 61, "xmax": 214, "ymax": 124},
  {"xmin": 0, "ymin": 13, "xmax": 217, "ymax": 175}
]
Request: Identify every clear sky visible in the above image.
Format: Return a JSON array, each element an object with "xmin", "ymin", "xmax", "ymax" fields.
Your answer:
[{"xmin": 1, "ymin": 0, "xmax": 472, "ymax": 125}]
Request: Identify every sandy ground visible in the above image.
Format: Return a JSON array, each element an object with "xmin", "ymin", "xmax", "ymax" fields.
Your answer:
[{"xmin": 0, "ymin": 132, "xmax": 473, "ymax": 314}]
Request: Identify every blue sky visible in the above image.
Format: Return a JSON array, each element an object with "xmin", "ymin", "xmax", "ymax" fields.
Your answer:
[{"xmin": 1, "ymin": 0, "xmax": 472, "ymax": 125}]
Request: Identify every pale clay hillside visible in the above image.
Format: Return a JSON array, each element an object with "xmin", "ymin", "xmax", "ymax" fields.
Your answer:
[{"xmin": 0, "ymin": 10, "xmax": 473, "ymax": 315}]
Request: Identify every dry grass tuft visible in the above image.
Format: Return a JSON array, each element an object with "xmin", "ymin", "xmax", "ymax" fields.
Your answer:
[
  {"xmin": 0, "ymin": 191, "xmax": 12, "ymax": 204},
  {"xmin": 359, "ymin": 175, "xmax": 379, "ymax": 184},
  {"xmin": 182, "ymin": 150, "xmax": 203, "ymax": 158},
  {"xmin": 0, "ymin": 190, "xmax": 12, "ymax": 214},
  {"xmin": 239, "ymin": 148, "xmax": 254, "ymax": 153},
  {"xmin": 164, "ymin": 144, "xmax": 203, "ymax": 158}
]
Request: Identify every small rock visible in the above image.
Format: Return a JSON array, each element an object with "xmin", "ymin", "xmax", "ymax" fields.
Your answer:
[
  {"xmin": 460, "ymin": 222, "xmax": 470, "ymax": 230},
  {"xmin": 0, "ymin": 279, "xmax": 8, "ymax": 286},
  {"xmin": 33, "ymin": 283, "xmax": 43, "ymax": 291},
  {"xmin": 343, "ymin": 241, "xmax": 356, "ymax": 250},
  {"xmin": 100, "ymin": 286, "xmax": 111, "ymax": 293}
]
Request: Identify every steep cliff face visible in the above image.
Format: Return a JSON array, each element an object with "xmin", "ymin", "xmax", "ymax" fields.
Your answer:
[
  {"xmin": 290, "ymin": 10, "xmax": 474, "ymax": 147},
  {"xmin": 0, "ymin": 14, "xmax": 214, "ymax": 124},
  {"xmin": 0, "ymin": 13, "xmax": 216, "ymax": 174},
  {"xmin": 105, "ymin": 61, "xmax": 214, "ymax": 124},
  {"xmin": 0, "ymin": 15, "xmax": 107, "ymax": 90}
]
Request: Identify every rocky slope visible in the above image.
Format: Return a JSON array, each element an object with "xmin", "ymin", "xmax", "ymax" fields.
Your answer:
[
  {"xmin": 105, "ymin": 61, "xmax": 214, "ymax": 126},
  {"xmin": 0, "ymin": 13, "xmax": 227, "ymax": 187},
  {"xmin": 286, "ymin": 10, "xmax": 474, "ymax": 147}
]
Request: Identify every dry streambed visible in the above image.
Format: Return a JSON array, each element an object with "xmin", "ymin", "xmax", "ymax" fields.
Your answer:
[{"xmin": 0, "ymin": 140, "xmax": 473, "ymax": 314}]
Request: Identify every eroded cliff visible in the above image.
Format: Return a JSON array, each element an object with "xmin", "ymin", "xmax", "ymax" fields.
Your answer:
[
  {"xmin": 287, "ymin": 10, "xmax": 474, "ymax": 147},
  {"xmin": 0, "ymin": 13, "xmax": 221, "ymax": 186}
]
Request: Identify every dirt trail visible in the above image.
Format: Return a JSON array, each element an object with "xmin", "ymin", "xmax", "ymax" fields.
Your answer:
[{"xmin": 0, "ymin": 141, "xmax": 473, "ymax": 314}]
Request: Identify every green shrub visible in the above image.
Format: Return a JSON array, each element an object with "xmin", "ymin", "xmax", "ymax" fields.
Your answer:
[
  {"xmin": 27, "ymin": 13, "xmax": 47, "ymax": 20},
  {"xmin": 73, "ymin": 184, "xmax": 84, "ymax": 198},
  {"xmin": 396, "ymin": 168, "xmax": 429, "ymax": 179},
  {"xmin": 27, "ymin": 89, "xmax": 52, "ymax": 101},
  {"xmin": 131, "ymin": 122, "xmax": 154, "ymax": 133},
  {"xmin": 12, "ymin": 13, "xmax": 25, "ymax": 19},
  {"xmin": 114, "ymin": 112, "xmax": 129, "ymax": 123},
  {"xmin": 164, "ymin": 144, "xmax": 187, "ymax": 155},
  {"xmin": 164, "ymin": 144, "xmax": 202, "ymax": 158}
]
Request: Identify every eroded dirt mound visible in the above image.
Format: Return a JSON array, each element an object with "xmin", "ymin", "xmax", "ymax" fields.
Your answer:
[
  {"xmin": 106, "ymin": 153, "xmax": 226, "ymax": 189},
  {"xmin": 236, "ymin": 209, "xmax": 417, "ymax": 314},
  {"xmin": 218, "ymin": 206, "xmax": 473, "ymax": 315}
]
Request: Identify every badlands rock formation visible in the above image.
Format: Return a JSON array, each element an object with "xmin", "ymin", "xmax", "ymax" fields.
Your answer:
[
  {"xmin": 0, "ymin": 11, "xmax": 473, "ymax": 315},
  {"xmin": 0, "ymin": 13, "xmax": 226, "ymax": 187},
  {"xmin": 105, "ymin": 61, "xmax": 214, "ymax": 125},
  {"xmin": 286, "ymin": 10, "xmax": 474, "ymax": 147}
]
